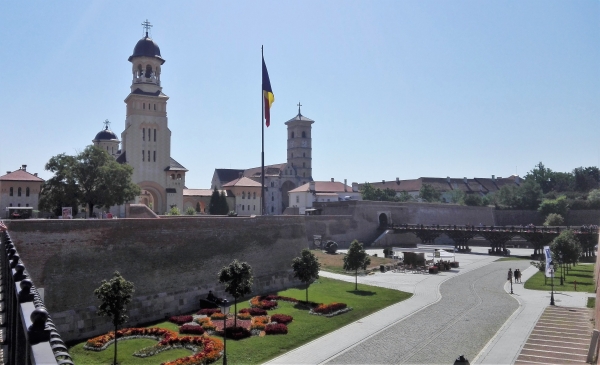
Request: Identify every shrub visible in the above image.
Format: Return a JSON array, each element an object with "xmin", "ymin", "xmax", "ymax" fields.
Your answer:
[
  {"xmin": 544, "ymin": 213, "xmax": 564, "ymax": 226},
  {"xmin": 197, "ymin": 308, "xmax": 221, "ymax": 316},
  {"xmin": 179, "ymin": 324, "xmax": 205, "ymax": 335},
  {"xmin": 168, "ymin": 315, "xmax": 193, "ymax": 325},
  {"xmin": 224, "ymin": 326, "xmax": 251, "ymax": 340},
  {"xmin": 239, "ymin": 308, "xmax": 267, "ymax": 316},
  {"xmin": 265, "ymin": 323, "xmax": 288, "ymax": 335},
  {"xmin": 168, "ymin": 206, "xmax": 181, "ymax": 216},
  {"xmin": 271, "ymin": 314, "xmax": 293, "ymax": 325},
  {"xmin": 184, "ymin": 207, "xmax": 196, "ymax": 215},
  {"xmin": 324, "ymin": 240, "xmax": 338, "ymax": 254}
]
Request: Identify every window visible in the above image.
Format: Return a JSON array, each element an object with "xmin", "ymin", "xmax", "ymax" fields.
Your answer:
[
  {"xmin": 253, "ymin": 192, "xmax": 256, "ymax": 199},
  {"xmin": 248, "ymin": 205, "xmax": 250, "ymax": 211},
  {"xmin": 18, "ymin": 204, "xmax": 21, "ymax": 207},
  {"xmin": 270, "ymin": 182, "xmax": 274, "ymax": 187},
  {"xmin": 302, "ymin": 131, "xmax": 306, "ymax": 138},
  {"xmin": 253, "ymin": 205, "xmax": 256, "ymax": 210},
  {"xmin": 9, "ymin": 187, "xmax": 13, "ymax": 196},
  {"xmin": 154, "ymin": 104, "xmax": 156, "ymax": 110},
  {"xmin": 171, "ymin": 174, "xmax": 175, "ymax": 179},
  {"xmin": 143, "ymin": 103, "xmax": 145, "ymax": 109},
  {"xmin": 242, "ymin": 205, "xmax": 245, "ymax": 211},
  {"xmin": 176, "ymin": 174, "xmax": 181, "ymax": 179},
  {"xmin": 291, "ymin": 153, "xmax": 293, "ymax": 158},
  {"xmin": 148, "ymin": 151, "xmax": 150, "ymax": 161},
  {"xmin": 143, "ymin": 150, "xmax": 145, "ymax": 161},
  {"xmin": 9, "ymin": 203, "xmax": 12, "ymax": 207},
  {"xmin": 291, "ymin": 132, "xmax": 295, "ymax": 138},
  {"xmin": 143, "ymin": 128, "xmax": 145, "ymax": 140},
  {"xmin": 303, "ymin": 172, "xmax": 306, "ymax": 177},
  {"xmin": 271, "ymin": 195, "xmax": 274, "ymax": 201},
  {"xmin": 303, "ymin": 162, "xmax": 306, "ymax": 167},
  {"xmin": 303, "ymin": 153, "xmax": 305, "ymax": 157},
  {"xmin": 26, "ymin": 204, "xmax": 29, "ymax": 207},
  {"xmin": 153, "ymin": 151, "xmax": 156, "ymax": 162},
  {"xmin": 271, "ymin": 206, "xmax": 274, "ymax": 212},
  {"xmin": 154, "ymin": 129, "xmax": 157, "ymax": 141},
  {"xmin": 296, "ymin": 196, "xmax": 299, "ymax": 203},
  {"xmin": 242, "ymin": 191, "xmax": 245, "ymax": 199},
  {"xmin": 18, "ymin": 187, "xmax": 21, "ymax": 197},
  {"xmin": 26, "ymin": 187, "xmax": 29, "ymax": 197}
]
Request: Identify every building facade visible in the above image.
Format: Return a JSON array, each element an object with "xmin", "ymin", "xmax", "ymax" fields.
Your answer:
[
  {"xmin": 288, "ymin": 180, "xmax": 361, "ymax": 214},
  {"xmin": 0, "ymin": 165, "xmax": 44, "ymax": 218}
]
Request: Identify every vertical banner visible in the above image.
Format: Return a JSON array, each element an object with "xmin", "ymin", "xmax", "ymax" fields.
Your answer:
[
  {"xmin": 544, "ymin": 246, "xmax": 553, "ymax": 277},
  {"xmin": 61, "ymin": 207, "xmax": 73, "ymax": 219}
]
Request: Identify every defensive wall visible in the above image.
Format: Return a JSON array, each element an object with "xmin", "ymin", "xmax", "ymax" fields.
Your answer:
[{"xmin": 5, "ymin": 216, "xmax": 307, "ymax": 343}]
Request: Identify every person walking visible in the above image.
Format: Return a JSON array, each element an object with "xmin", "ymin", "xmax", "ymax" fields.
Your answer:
[
  {"xmin": 515, "ymin": 269, "xmax": 521, "ymax": 283},
  {"xmin": 507, "ymin": 268, "xmax": 513, "ymax": 283}
]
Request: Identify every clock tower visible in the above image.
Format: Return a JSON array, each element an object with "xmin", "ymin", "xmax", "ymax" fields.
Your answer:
[{"xmin": 285, "ymin": 102, "xmax": 314, "ymax": 181}]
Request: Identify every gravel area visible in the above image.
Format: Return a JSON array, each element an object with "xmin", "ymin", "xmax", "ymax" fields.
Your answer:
[{"xmin": 328, "ymin": 260, "xmax": 531, "ymax": 365}]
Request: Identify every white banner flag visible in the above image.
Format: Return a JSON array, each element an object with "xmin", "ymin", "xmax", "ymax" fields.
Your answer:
[{"xmin": 544, "ymin": 246, "xmax": 553, "ymax": 277}]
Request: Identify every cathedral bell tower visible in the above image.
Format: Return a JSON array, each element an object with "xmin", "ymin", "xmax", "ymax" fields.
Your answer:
[
  {"xmin": 119, "ymin": 20, "xmax": 184, "ymax": 214},
  {"xmin": 285, "ymin": 102, "xmax": 314, "ymax": 181}
]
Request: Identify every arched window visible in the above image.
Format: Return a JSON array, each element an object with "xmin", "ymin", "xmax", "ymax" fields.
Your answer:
[
  {"xmin": 271, "ymin": 195, "xmax": 274, "ymax": 201},
  {"xmin": 242, "ymin": 205, "xmax": 245, "ymax": 211},
  {"xmin": 148, "ymin": 151, "xmax": 150, "ymax": 161},
  {"xmin": 302, "ymin": 131, "xmax": 306, "ymax": 138},
  {"xmin": 145, "ymin": 65, "xmax": 152, "ymax": 78},
  {"xmin": 26, "ymin": 187, "xmax": 30, "ymax": 197},
  {"xmin": 248, "ymin": 205, "xmax": 250, "ymax": 211},
  {"xmin": 253, "ymin": 192, "xmax": 256, "ymax": 199},
  {"xmin": 9, "ymin": 187, "xmax": 13, "ymax": 196},
  {"xmin": 177, "ymin": 174, "xmax": 181, "ymax": 179},
  {"xmin": 18, "ymin": 187, "xmax": 21, "ymax": 196},
  {"xmin": 303, "ymin": 162, "xmax": 306, "ymax": 168},
  {"xmin": 171, "ymin": 174, "xmax": 175, "ymax": 179},
  {"xmin": 253, "ymin": 205, "xmax": 256, "ymax": 210},
  {"xmin": 137, "ymin": 64, "xmax": 143, "ymax": 77},
  {"xmin": 143, "ymin": 128, "xmax": 145, "ymax": 140}
]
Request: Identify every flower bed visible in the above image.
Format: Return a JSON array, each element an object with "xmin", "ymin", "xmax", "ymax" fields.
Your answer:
[
  {"xmin": 195, "ymin": 317, "xmax": 216, "ymax": 331},
  {"xmin": 250, "ymin": 316, "xmax": 269, "ymax": 331},
  {"xmin": 310, "ymin": 302, "xmax": 353, "ymax": 317},
  {"xmin": 265, "ymin": 323, "xmax": 288, "ymax": 335},
  {"xmin": 85, "ymin": 328, "xmax": 177, "ymax": 350},
  {"xmin": 270, "ymin": 314, "xmax": 293, "ymax": 325},
  {"xmin": 223, "ymin": 326, "xmax": 252, "ymax": 340},
  {"xmin": 210, "ymin": 312, "xmax": 226, "ymax": 320},
  {"xmin": 237, "ymin": 312, "xmax": 252, "ymax": 320},
  {"xmin": 180, "ymin": 324, "xmax": 205, "ymax": 335},
  {"xmin": 239, "ymin": 308, "xmax": 267, "ymax": 316},
  {"xmin": 168, "ymin": 315, "xmax": 194, "ymax": 325},
  {"xmin": 197, "ymin": 308, "xmax": 221, "ymax": 316},
  {"xmin": 250, "ymin": 296, "xmax": 278, "ymax": 310}
]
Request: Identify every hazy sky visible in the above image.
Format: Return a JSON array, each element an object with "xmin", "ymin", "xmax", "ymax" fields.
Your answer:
[{"xmin": 1, "ymin": 1, "xmax": 599, "ymax": 188}]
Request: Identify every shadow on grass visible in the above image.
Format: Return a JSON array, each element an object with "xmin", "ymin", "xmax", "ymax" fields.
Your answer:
[{"xmin": 347, "ymin": 290, "xmax": 376, "ymax": 296}]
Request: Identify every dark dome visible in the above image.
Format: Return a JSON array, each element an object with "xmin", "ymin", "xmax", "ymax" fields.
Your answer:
[
  {"xmin": 128, "ymin": 35, "xmax": 165, "ymax": 64},
  {"xmin": 94, "ymin": 127, "xmax": 118, "ymax": 141}
]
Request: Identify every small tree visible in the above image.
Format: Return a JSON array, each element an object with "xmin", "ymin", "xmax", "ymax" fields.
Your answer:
[
  {"xmin": 218, "ymin": 260, "xmax": 253, "ymax": 328},
  {"xmin": 538, "ymin": 196, "xmax": 569, "ymax": 217},
  {"xmin": 94, "ymin": 271, "xmax": 134, "ymax": 365},
  {"xmin": 291, "ymin": 249, "xmax": 321, "ymax": 303},
  {"xmin": 343, "ymin": 240, "xmax": 371, "ymax": 290},
  {"xmin": 550, "ymin": 230, "xmax": 581, "ymax": 285},
  {"xmin": 195, "ymin": 201, "xmax": 201, "ymax": 213},
  {"xmin": 209, "ymin": 187, "xmax": 220, "ymax": 215},
  {"xmin": 544, "ymin": 213, "xmax": 564, "ymax": 226},
  {"xmin": 218, "ymin": 191, "xmax": 229, "ymax": 214},
  {"xmin": 168, "ymin": 206, "xmax": 181, "ymax": 215},
  {"xmin": 419, "ymin": 184, "xmax": 441, "ymax": 203},
  {"xmin": 185, "ymin": 206, "xmax": 196, "ymax": 215}
]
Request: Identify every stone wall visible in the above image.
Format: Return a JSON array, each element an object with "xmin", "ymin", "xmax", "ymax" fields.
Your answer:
[{"xmin": 5, "ymin": 216, "xmax": 307, "ymax": 342}]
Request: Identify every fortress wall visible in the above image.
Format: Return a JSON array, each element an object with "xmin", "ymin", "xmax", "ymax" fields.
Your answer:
[
  {"xmin": 494, "ymin": 210, "xmax": 600, "ymax": 226},
  {"xmin": 5, "ymin": 216, "xmax": 307, "ymax": 342}
]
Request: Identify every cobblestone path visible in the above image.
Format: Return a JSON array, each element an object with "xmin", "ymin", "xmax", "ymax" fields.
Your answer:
[{"xmin": 328, "ymin": 260, "xmax": 532, "ymax": 365}]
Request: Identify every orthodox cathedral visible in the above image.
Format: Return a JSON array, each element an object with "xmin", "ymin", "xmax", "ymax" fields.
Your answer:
[{"xmin": 93, "ymin": 23, "xmax": 314, "ymax": 216}]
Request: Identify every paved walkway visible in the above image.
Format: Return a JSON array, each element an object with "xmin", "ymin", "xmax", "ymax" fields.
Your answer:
[{"xmin": 266, "ymin": 249, "xmax": 593, "ymax": 365}]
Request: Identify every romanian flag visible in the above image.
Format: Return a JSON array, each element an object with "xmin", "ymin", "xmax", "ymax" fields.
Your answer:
[{"xmin": 262, "ymin": 56, "xmax": 274, "ymax": 127}]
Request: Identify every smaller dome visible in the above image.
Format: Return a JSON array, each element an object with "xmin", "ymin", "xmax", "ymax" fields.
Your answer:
[
  {"xmin": 128, "ymin": 35, "xmax": 165, "ymax": 64},
  {"xmin": 94, "ymin": 126, "xmax": 118, "ymax": 141}
]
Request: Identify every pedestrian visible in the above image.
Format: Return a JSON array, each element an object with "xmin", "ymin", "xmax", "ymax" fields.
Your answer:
[
  {"xmin": 507, "ymin": 268, "xmax": 513, "ymax": 283},
  {"xmin": 515, "ymin": 269, "xmax": 521, "ymax": 283}
]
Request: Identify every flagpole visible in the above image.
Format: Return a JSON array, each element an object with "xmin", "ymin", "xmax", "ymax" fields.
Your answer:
[{"xmin": 261, "ymin": 45, "xmax": 265, "ymax": 216}]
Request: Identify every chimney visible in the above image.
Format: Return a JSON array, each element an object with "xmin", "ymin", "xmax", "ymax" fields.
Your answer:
[
  {"xmin": 238, "ymin": 172, "xmax": 242, "ymax": 178},
  {"xmin": 382, "ymin": 180, "xmax": 385, "ymax": 184},
  {"xmin": 447, "ymin": 176, "xmax": 451, "ymax": 184},
  {"xmin": 331, "ymin": 178, "xmax": 334, "ymax": 182},
  {"xmin": 396, "ymin": 177, "xmax": 400, "ymax": 185},
  {"xmin": 34, "ymin": 173, "xmax": 38, "ymax": 177},
  {"xmin": 309, "ymin": 181, "xmax": 315, "ymax": 192},
  {"xmin": 463, "ymin": 177, "xmax": 468, "ymax": 184},
  {"xmin": 344, "ymin": 179, "xmax": 347, "ymax": 192},
  {"xmin": 22, "ymin": 165, "xmax": 27, "ymax": 171},
  {"xmin": 352, "ymin": 182, "xmax": 358, "ymax": 192},
  {"xmin": 6, "ymin": 171, "xmax": 10, "ymax": 174},
  {"xmin": 491, "ymin": 175, "xmax": 495, "ymax": 181},
  {"xmin": 515, "ymin": 175, "xmax": 520, "ymax": 184}
]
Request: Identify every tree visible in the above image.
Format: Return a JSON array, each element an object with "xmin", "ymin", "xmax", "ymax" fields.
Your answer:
[
  {"xmin": 525, "ymin": 162, "xmax": 554, "ymax": 193},
  {"xmin": 397, "ymin": 191, "xmax": 413, "ymax": 202},
  {"xmin": 94, "ymin": 271, "xmax": 135, "ymax": 365},
  {"xmin": 588, "ymin": 189, "xmax": 600, "ymax": 209},
  {"xmin": 544, "ymin": 213, "xmax": 564, "ymax": 226},
  {"xmin": 185, "ymin": 206, "xmax": 196, "ymax": 215},
  {"xmin": 497, "ymin": 185, "xmax": 519, "ymax": 208},
  {"xmin": 218, "ymin": 191, "xmax": 229, "ymax": 214},
  {"xmin": 515, "ymin": 179, "xmax": 543, "ymax": 210},
  {"xmin": 359, "ymin": 183, "xmax": 399, "ymax": 202},
  {"xmin": 419, "ymin": 184, "xmax": 441, "ymax": 203},
  {"xmin": 463, "ymin": 194, "xmax": 483, "ymax": 206},
  {"xmin": 449, "ymin": 190, "xmax": 465, "ymax": 204},
  {"xmin": 573, "ymin": 166, "xmax": 600, "ymax": 192},
  {"xmin": 538, "ymin": 196, "xmax": 569, "ymax": 217},
  {"xmin": 550, "ymin": 230, "xmax": 581, "ymax": 285},
  {"xmin": 168, "ymin": 206, "xmax": 181, "ymax": 215},
  {"xmin": 39, "ymin": 146, "xmax": 140, "ymax": 217},
  {"xmin": 291, "ymin": 249, "xmax": 321, "ymax": 303},
  {"xmin": 195, "ymin": 201, "xmax": 201, "ymax": 213},
  {"xmin": 218, "ymin": 259, "xmax": 253, "ymax": 328},
  {"xmin": 343, "ymin": 240, "xmax": 371, "ymax": 290},
  {"xmin": 209, "ymin": 187, "xmax": 221, "ymax": 215}
]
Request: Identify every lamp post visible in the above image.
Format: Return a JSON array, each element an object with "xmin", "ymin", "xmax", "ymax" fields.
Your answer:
[
  {"xmin": 550, "ymin": 262, "xmax": 555, "ymax": 306},
  {"xmin": 510, "ymin": 274, "xmax": 513, "ymax": 294},
  {"xmin": 220, "ymin": 299, "xmax": 231, "ymax": 365}
]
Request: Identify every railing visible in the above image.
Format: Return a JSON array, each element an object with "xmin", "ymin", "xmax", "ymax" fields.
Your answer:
[
  {"xmin": 388, "ymin": 223, "xmax": 599, "ymax": 234},
  {"xmin": 0, "ymin": 228, "xmax": 73, "ymax": 365}
]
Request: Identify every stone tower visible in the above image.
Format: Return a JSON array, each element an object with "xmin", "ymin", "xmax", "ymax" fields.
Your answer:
[
  {"xmin": 285, "ymin": 103, "xmax": 314, "ymax": 180},
  {"xmin": 119, "ymin": 23, "xmax": 186, "ymax": 214}
]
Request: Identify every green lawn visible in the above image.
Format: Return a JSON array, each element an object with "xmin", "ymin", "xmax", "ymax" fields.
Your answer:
[
  {"xmin": 70, "ymin": 277, "xmax": 411, "ymax": 364},
  {"xmin": 496, "ymin": 256, "xmax": 530, "ymax": 262},
  {"xmin": 524, "ymin": 263, "xmax": 595, "ymax": 293},
  {"xmin": 588, "ymin": 297, "xmax": 595, "ymax": 309}
]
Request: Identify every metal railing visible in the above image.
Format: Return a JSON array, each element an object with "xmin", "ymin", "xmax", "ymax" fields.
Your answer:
[{"xmin": 0, "ymin": 229, "xmax": 74, "ymax": 365}]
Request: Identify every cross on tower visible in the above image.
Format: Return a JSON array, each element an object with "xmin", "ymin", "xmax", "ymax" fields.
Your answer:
[
  {"xmin": 103, "ymin": 119, "xmax": 111, "ymax": 130},
  {"xmin": 142, "ymin": 19, "xmax": 153, "ymax": 37},
  {"xmin": 297, "ymin": 102, "xmax": 302, "ymax": 116}
]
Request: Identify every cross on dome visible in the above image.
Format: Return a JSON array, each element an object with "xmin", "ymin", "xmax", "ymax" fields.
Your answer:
[
  {"xmin": 103, "ymin": 119, "xmax": 111, "ymax": 130},
  {"xmin": 297, "ymin": 102, "xmax": 302, "ymax": 116},
  {"xmin": 142, "ymin": 19, "xmax": 153, "ymax": 37}
]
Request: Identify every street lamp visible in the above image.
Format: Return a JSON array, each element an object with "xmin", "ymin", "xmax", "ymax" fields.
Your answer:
[
  {"xmin": 550, "ymin": 261, "xmax": 555, "ymax": 306},
  {"xmin": 510, "ymin": 272, "xmax": 514, "ymax": 294},
  {"xmin": 219, "ymin": 299, "xmax": 231, "ymax": 365}
]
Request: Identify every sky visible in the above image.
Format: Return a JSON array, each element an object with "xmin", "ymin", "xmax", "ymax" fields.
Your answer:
[{"xmin": 1, "ymin": 1, "xmax": 599, "ymax": 189}]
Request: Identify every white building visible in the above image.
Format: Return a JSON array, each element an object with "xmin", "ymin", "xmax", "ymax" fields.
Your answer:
[
  {"xmin": 93, "ymin": 25, "xmax": 187, "ymax": 215},
  {"xmin": 288, "ymin": 180, "xmax": 361, "ymax": 214},
  {"xmin": 0, "ymin": 165, "xmax": 44, "ymax": 218}
]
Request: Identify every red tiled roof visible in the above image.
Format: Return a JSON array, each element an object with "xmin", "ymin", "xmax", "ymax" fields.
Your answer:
[{"xmin": 0, "ymin": 169, "xmax": 44, "ymax": 182}]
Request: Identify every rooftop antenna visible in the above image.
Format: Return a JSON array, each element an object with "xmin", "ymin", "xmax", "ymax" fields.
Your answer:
[
  {"xmin": 141, "ymin": 19, "xmax": 153, "ymax": 37},
  {"xmin": 103, "ymin": 119, "xmax": 110, "ymax": 130}
]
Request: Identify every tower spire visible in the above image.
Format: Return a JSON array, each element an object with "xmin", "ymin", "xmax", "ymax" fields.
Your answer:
[{"xmin": 141, "ymin": 19, "xmax": 152, "ymax": 37}]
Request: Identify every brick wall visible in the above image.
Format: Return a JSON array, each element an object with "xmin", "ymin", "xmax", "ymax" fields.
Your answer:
[{"xmin": 5, "ymin": 216, "xmax": 307, "ymax": 342}]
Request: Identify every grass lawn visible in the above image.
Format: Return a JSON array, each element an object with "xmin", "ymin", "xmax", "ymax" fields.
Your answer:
[
  {"xmin": 588, "ymin": 297, "xmax": 595, "ymax": 309},
  {"xmin": 70, "ymin": 277, "xmax": 411, "ymax": 365},
  {"xmin": 524, "ymin": 263, "xmax": 595, "ymax": 293},
  {"xmin": 313, "ymin": 249, "xmax": 395, "ymax": 275},
  {"xmin": 496, "ymin": 256, "xmax": 530, "ymax": 261}
]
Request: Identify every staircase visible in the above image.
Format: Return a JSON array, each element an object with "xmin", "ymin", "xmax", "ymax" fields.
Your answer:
[{"xmin": 515, "ymin": 306, "xmax": 594, "ymax": 365}]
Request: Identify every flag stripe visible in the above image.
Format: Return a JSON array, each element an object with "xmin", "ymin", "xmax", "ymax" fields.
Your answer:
[{"xmin": 262, "ymin": 56, "xmax": 274, "ymax": 127}]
